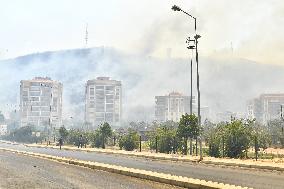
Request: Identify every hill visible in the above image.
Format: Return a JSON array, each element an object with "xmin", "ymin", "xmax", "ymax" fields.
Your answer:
[{"xmin": 0, "ymin": 47, "xmax": 283, "ymax": 122}]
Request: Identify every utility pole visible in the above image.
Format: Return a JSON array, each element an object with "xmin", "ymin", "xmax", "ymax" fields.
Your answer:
[
  {"xmin": 172, "ymin": 5, "xmax": 202, "ymax": 160},
  {"xmin": 85, "ymin": 23, "xmax": 88, "ymax": 48},
  {"xmin": 281, "ymin": 105, "xmax": 284, "ymax": 134}
]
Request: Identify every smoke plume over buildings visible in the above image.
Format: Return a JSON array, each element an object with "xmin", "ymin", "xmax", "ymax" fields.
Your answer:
[{"xmin": 0, "ymin": 47, "xmax": 283, "ymax": 123}]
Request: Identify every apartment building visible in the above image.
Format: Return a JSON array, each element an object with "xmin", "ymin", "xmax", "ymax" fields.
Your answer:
[
  {"xmin": 20, "ymin": 77, "xmax": 63, "ymax": 129},
  {"xmin": 155, "ymin": 92, "xmax": 194, "ymax": 122},
  {"xmin": 247, "ymin": 93, "xmax": 284, "ymax": 124},
  {"xmin": 85, "ymin": 77, "xmax": 122, "ymax": 126},
  {"xmin": 0, "ymin": 124, "xmax": 7, "ymax": 135}
]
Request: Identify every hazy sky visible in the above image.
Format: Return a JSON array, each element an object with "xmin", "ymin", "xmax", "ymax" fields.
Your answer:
[{"xmin": 0, "ymin": 0, "xmax": 283, "ymax": 64}]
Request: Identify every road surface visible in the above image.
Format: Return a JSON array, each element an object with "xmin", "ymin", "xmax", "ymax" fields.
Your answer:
[
  {"xmin": 0, "ymin": 150, "xmax": 183, "ymax": 189},
  {"xmin": 1, "ymin": 142, "xmax": 284, "ymax": 189}
]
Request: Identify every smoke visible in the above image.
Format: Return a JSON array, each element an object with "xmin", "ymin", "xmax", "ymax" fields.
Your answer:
[
  {"xmin": 1, "ymin": 0, "xmax": 284, "ymax": 122},
  {"xmin": 0, "ymin": 46, "xmax": 284, "ymax": 123}
]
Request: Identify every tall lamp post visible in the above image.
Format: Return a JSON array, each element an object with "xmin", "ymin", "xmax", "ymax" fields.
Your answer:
[
  {"xmin": 186, "ymin": 38, "xmax": 195, "ymax": 115},
  {"xmin": 172, "ymin": 5, "xmax": 202, "ymax": 159},
  {"xmin": 280, "ymin": 105, "xmax": 284, "ymax": 146},
  {"xmin": 172, "ymin": 5, "xmax": 201, "ymax": 125}
]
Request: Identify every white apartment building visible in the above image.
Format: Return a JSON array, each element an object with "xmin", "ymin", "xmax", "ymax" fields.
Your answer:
[
  {"xmin": 20, "ymin": 77, "xmax": 63, "ymax": 129},
  {"xmin": 0, "ymin": 125, "xmax": 7, "ymax": 135},
  {"xmin": 85, "ymin": 77, "xmax": 122, "ymax": 126},
  {"xmin": 247, "ymin": 93, "xmax": 284, "ymax": 124},
  {"xmin": 155, "ymin": 92, "xmax": 194, "ymax": 122}
]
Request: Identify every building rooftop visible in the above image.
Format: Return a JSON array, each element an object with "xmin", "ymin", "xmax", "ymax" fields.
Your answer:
[
  {"xmin": 20, "ymin": 77, "xmax": 62, "ymax": 85},
  {"xmin": 86, "ymin": 77, "xmax": 121, "ymax": 85}
]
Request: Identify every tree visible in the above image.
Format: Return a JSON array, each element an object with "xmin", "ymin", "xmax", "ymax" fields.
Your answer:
[
  {"xmin": 207, "ymin": 125, "xmax": 222, "ymax": 158},
  {"xmin": 59, "ymin": 126, "xmax": 68, "ymax": 141},
  {"xmin": 0, "ymin": 111, "xmax": 5, "ymax": 124},
  {"xmin": 99, "ymin": 122, "xmax": 112, "ymax": 149},
  {"xmin": 148, "ymin": 125, "xmax": 177, "ymax": 154},
  {"xmin": 177, "ymin": 114, "xmax": 200, "ymax": 155},
  {"xmin": 267, "ymin": 119, "xmax": 283, "ymax": 146},
  {"xmin": 247, "ymin": 120, "xmax": 271, "ymax": 151},
  {"xmin": 66, "ymin": 129, "xmax": 81, "ymax": 146},
  {"xmin": 224, "ymin": 119, "xmax": 251, "ymax": 158},
  {"xmin": 119, "ymin": 129, "xmax": 139, "ymax": 151},
  {"xmin": 5, "ymin": 126, "xmax": 40, "ymax": 143},
  {"xmin": 90, "ymin": 129, "xmax": 103, "ymax": 148}
]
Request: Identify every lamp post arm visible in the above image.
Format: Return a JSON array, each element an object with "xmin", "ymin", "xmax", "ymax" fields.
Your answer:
[{"xmin": 180, "ymin": 10, "xmax": 197, "ymax": 32}]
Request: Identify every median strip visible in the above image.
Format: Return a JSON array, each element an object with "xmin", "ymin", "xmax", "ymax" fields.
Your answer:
[
  {"xmin": 0, "ymin": 147, "xmax": 252, "ymax": 189},
  {"xmin": 24, "ymin": 143, "xmax": 284, "ymax": 172}
]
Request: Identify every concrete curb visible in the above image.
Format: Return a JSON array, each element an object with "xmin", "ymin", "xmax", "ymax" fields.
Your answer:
[
  {"xmin": 24, "ymin": 143, "xmax": 284, "ymax": 172},
  {"xmin": 0, "ymin": 147, "xmax": 252, "ymax": 189}
]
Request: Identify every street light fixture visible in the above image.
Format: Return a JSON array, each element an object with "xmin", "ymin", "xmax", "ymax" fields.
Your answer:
[
  {"xmin": 186, "ymin": 37, "xmax": 195, "ymax": 115},
  {"xmin": 172, "ymin": 5, "xmax": 202, "ymax": 160},
  {"xmin": 172, "ymin": 4, "xmax": 201, "ymax": 125}
]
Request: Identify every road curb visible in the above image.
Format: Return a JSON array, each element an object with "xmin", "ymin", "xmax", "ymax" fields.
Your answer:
[
  {"xmin": 0, "ymin": 147, "xmax": 251, "ymax": 189},
  {"xmin": 24, "ymin": 143, "xmax": 284, "ymax": 172}
]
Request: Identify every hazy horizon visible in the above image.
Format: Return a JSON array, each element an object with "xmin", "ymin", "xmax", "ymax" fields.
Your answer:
[{"xmin": 0, "ymin": 0, "xmax": 283, "ymax": 65}]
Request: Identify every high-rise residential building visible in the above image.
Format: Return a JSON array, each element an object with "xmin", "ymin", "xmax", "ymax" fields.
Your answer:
[
  {"xmin": 85, "ymin": 77, "xmax": 122, "ymax": 127},
  {"xmin": 20, "ymin": 77, "xmax": 63, "ymax": 129},
  {"xmin": 0, "ymin": 124, "xmax": 7, "ymax": 135},
  {"xmin": 155, "ymin": 92, "xmax": 194, "ymax": 122},
  {"xmin": 247, "ymin": 93, "xmax": 284, "ymax": 124}
]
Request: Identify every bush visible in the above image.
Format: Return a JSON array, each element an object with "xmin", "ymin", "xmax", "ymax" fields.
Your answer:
[
  {"xmin": 208, "ymin": 134, "xmax": 221, "ymax": 157},
  {"xmin": 4, "ymin": 126, "xmax": 42, "ymax": 143},
  {"xmin": 119, "ymin": 130, "xmax": 139, "ymax": 151},
  {"xmin": 89, "ymin": 122, "xmax": 112, "ymax": 148},
  {"xmin": 91, "ymin": 130, "xmax": 104, "ymax": 148},
  {"xmin": 148, "ymin": 126, "xmax": 178, "ymax": 153}
]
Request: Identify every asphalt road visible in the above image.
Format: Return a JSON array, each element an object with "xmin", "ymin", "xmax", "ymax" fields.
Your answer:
[
  {"xmin": 1, "ymin": 142, "xmax": 284, "ymax": 189},
  {"xmin": 0, "ymin": 150, "xmax": 183, "ymax": 189}
]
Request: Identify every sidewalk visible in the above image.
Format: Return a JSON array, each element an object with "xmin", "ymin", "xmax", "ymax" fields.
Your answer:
[{"xmin": 25, "ymin": 143, "xmax": 284, "ymax": 172}]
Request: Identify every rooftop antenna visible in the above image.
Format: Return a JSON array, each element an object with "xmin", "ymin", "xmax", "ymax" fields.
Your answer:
[{"xmin": 85, "ymin": 23, "xmax": 88, "ymax": 48}]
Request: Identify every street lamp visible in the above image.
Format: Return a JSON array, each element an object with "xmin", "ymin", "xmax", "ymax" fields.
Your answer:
[
  {"xmin": 172, "ymin": 5, "xmax": 202, "ymax": 160},
  {"xmin": 172, "ymin": 5, "xmax": 201, "ymax": 126},
  {"xmin": 186, "ymin": 37, "xmax": 195, "ymax": 115},
  {"xmin": 281, "ymin": 105, "xmax": 284, "ymax": 135}
]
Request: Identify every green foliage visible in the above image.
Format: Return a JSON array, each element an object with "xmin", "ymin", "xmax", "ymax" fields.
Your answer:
[
  {"xmin": 65, "ymin": 129, "xmax": 91, "ymax": 147},
  {"xmin": 59, "ymin": 126, "xmax": 68, "ymax": 141},
  {"xmin": 208, "ymin": 130, "xmax": 222, "ymax": 157},
  {"xmin": 119, "ymin": 129, "xmax": 139, "ymax": 151},
  {"xmin": 4, "ymin": 126, "xmax": 41, "ymax": 143},
  {"xmin": 205, "ymin": 119, "xmax": 271, "ymax": 158},
  {"xmin": 177, "ymin": 114, "xmax": 200, "ymax": 139},
  {"xmin": 177, "ymin": 114, "xmax": 200, "ymax": 154},
  {"xmin": 223, "ymin": 119, "xmax": 252, "ymax": 158},
  {"xmin": 0, "ymin": 111, "xmax": 5, "ymax": 124},
  {"xmin": 267, "ymin": 119, "xmax": 284, "ymax": 146},
  {"xmin": 90, "ymin": 130, "xmax": 104, "ymax": 148},
  {"xmin": 249, "ymin": 122, "xmax": 271, "ymax": 149},
  {"xmin": 99, "ymin": 122, "xmax": 112, "ymax": 149},
  {"xmin": 148, "ymin": 125, "xmax": 178, "ymax": 154},
  {"xmin": 89, "ymin": 122, "xmax": 113, "ymax": 149},
  {"xmin": 66, "ymin": 129, "xmax": 82, "ymax": 146}
]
